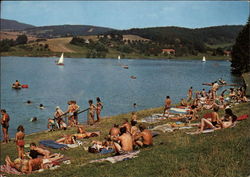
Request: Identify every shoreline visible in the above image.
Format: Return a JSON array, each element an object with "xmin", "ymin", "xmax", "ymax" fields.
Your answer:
[{"xmin": 1, "ymin": 55, "xmax": 230, "ymax": 61}]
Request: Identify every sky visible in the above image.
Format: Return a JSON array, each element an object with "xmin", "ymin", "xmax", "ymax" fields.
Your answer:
[{"xmin": 1, "ymin": 1, "xmax": 249, "ymax": 29}]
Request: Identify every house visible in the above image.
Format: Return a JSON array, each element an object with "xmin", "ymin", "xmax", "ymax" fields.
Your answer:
[
  {"xmin": 224, "ymin": 50, "xmax": 231, "ymax": 56},
  {"xmin": 162, "ymin": 49, "xmax": 175, "ymax": 55}
]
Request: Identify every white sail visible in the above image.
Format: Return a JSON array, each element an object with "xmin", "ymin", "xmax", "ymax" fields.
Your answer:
[
  {"xmin": 57, "ymin": 53, "xmax": 64, "ymax": 64},
  {"xmin": 118, "ymin": 55, "xmax": 121, "ymax": 60},
  {"xmin": 202, "ymin": 56, "xmax": 206, "ymax": 62}
]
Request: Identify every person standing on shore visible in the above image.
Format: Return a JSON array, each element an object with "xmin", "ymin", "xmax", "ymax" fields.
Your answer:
[
  {"xmin": 54, "ymin": 106, "xmax": 64, "ymax": 128},
  {"xmin": 187, "ymin": 87, "xmax": 193, "ymax": 101},
  {"xmin": 15, "ymin": 125, "xmax": 25, "ymax": 159},
  {"xmin": 163, "ymin": 96, "xmax": 172, "ymax": 116},
  {"xmin": 71, "ymin": 101, "xmax": 80, "ymax": 125},
  {"xmin": 88, "ymin": 100, "xmax": 96, "ymax": 125},
  {"xmin": 1, "ymin": 109, "xmax": 10, "ymax": 144},
  {"xmin": 96, "ymin": 97, "xmax": 103, "ymax": 122}
]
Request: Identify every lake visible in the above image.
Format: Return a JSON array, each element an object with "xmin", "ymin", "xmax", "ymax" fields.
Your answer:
[{"xmin": 0, "ymin": 56, "xmax": 243, "ymax": 138}]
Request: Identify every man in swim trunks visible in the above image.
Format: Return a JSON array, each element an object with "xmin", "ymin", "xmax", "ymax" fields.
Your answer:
[
  {"xmin": 134, "ymin": 124, "xmax": 153, "ymax": 148},
  {"xmin": 1, "ymin": 109, "xmax": 10, "ymax": 143},
  {"xmin": 113, "ymin": 127, "xmax": 133, "ymax": 155},
  {"xmin": 163, "ymin": 96, "xmax": 171, "ymax": 116}
]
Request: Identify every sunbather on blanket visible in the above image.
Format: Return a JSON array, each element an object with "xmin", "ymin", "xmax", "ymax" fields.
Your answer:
[
  {"xmin": 73, "ymin": 131, "xmax": 100, "ymax": 139},
  {"xmin": 134, "ymin": 124, "xmax": 153, "ymax": 148},
  {"xmin": 4, "ymin": 153, "xmax": 64, "ymax": 174},
  {"xmin": 56, "ymin": 135, "xmax": 76, "ymax": 144},
  {"xmin": 29, "ymin": 142, "xmax": 51, "ymax": 159}
]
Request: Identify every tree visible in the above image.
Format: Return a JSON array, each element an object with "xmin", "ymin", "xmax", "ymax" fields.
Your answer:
[
  {"xmin": 231, "ymin": 17, "xmax": 250, "ymax": 74},
  {"xmin": 15, "ymin": 34, "xmax": 28, "ymax": 45}
]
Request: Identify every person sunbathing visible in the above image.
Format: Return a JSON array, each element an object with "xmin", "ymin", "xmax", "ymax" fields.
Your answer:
[
  {"xmin": 73, "ymin": 131, "xmax": 100, "ymax": 139},
  {"xmin": 29, "ymin": 142, "xmax": 51, "ymax": 159},
  {"xmin": 56, "ymin": 135, "xmax": 76, "ymax": 144},
  {"xmin": 113, "ymin": 127, "xmax": 133, "ymax": 155},
  {"xmin": 180, "ymin": 98, "xmax": 188, "ymax": 106},
  {"xmin": 220, "ymin": 108, "xmax": 237, "ymax": 128},
  {"xmin": 5, "ymin": 153, "xmax": 64, "ymax": 174},
  {"xmin": 134, "ymin": 124, "xmax": 153, "ymax": 147}
]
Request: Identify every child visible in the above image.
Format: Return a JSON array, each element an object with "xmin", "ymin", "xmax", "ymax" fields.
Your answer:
[{"xmin": 15, "ymin": 125, "xmax": 25, "ymax": 159}]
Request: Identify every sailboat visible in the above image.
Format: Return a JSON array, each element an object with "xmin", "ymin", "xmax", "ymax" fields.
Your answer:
[
  {"xmin": 56, "ymin": 53, "xmax": 64, "ymax": 65},
  {"xmin": 118, "ymin": 55, "xmax": 121, "ymax": 60},
  {"xmin": 202, "ymin": 56, "xmax": 206, "ymax": 62}
]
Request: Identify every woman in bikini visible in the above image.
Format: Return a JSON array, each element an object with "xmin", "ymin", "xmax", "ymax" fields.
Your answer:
[
  {"xmin": 96, "ymin": 97, "xmax": 103, "ymax": 122},
  {"xmin": 15, "ymin": 125, "xmax": 25, "ymax": 159},
  {"xmin": 88, "ymin": 100, "xmax": 96, "ymax": 125}
]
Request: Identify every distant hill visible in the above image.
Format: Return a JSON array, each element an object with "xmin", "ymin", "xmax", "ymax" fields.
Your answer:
[
  {"xmin": 23, "ymin": 25, "xmax": 115, "ymax": 38},
  {"xmin": 0, "ymin": 19, "xmax": 35, "ymax": 31},
  {"xmin": 109, "ymin": 25, "xmax": 243, "ymax": 46}
]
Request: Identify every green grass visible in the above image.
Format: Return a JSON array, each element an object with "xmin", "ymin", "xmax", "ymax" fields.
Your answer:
[
  {"xmin": 1, "ymin": 102, "xmax": 249, "ymax": 177},
  {"xmin": 205, "ymin": 43, "xmax": 233, "ymax": 49}
]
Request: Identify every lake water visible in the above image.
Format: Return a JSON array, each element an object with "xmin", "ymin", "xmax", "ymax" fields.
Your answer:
[{"xmin": 0, "ymin": 56, "xmax": 243, "ymax": 138}]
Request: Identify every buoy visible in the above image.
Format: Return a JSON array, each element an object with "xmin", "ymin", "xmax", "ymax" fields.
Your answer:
[{"xmin": 22, "ymin": 85, "xmax": 29, "ymax": 88}]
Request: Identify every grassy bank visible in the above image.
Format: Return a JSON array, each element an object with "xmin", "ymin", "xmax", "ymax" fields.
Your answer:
[{"xmin": 1, "ymin": 102, "xmax": 249, "ymax": 177}]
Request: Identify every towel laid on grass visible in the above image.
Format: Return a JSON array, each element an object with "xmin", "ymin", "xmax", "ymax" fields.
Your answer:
[
  {"xmin": 0, "ymin": 165, "xmax": 22, "ymax": 175},
  {"xmin": 90, "ymin": 150, "xmax": 140, "ymax": 164},
  {"xmin": 39, "ymin": 140, "xmax": 68, "ymax": 149}
]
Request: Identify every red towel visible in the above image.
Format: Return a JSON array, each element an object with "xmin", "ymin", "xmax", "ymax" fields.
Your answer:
[
  {"xmin": 237, "ymin": 114, "xmax": 249, "ymax": 121},
  {"xmin": 203, "ymin": 113, "xmax": 213, "ymax": 119}
]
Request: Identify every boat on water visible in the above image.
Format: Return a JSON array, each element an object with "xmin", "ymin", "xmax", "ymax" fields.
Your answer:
[
  {"xmin": 118, "ymin": 55, "xmax": 121, "ymax": 60},
  {"xmin": 56, "ymin": 53, "xmax": 64, "ymax": 65},
  {"xmin": 202, "ymin": 56, "xmax": 206, "ymax": 62},
  {"xmin": 122, "ymin": 65, "xmax": 129, "ymax": 69},
  {"xmin": 130, "ymin": 76, "xmax": 136, "ymax": 79}
]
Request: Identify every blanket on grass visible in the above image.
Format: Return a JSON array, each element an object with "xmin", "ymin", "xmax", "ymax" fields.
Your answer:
[
  {"xmin": 0, "ymin": 165, "xmax": 22, "ymax": 175},
  {"xmin": 89, "ymin": 150, "xmax": 140, "ymax": 164},
  {"xmin": 39, "ymin": 140, "xmax": 80, "ymax": 149}
]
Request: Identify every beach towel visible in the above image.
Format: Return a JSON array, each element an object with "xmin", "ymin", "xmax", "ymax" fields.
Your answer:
[
  {"xmin": 203, "ymin": 112, "xmax": 213, "ymax": 119},
  {"xmin": 39, "ymin": 140, "xmax": 68, "ymax": 149},
  {"xmin": 90, "ymin": 150, "xmax": 140, "ymax": 164},
  {"xmin": 237, "ymin": 114, "xmax": 249, "ymax": 121},
  {"xmin": 0, "ymin": 165, "xmax": 22, "ymax": 175},
  {"xmin": 170, "ymin": 108, "xmax": 189, "ymax": 113},
  {"xmin": 100, "ymin": 148, "xmax": 114, "ymax": 154}
]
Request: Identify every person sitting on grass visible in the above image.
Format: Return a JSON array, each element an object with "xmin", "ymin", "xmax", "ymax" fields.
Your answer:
[
  {"xmin": 29, "ymin": 142, "xmax": 51, "ymax": 159},
  {"xmin": 15, "ymin": 125, "xmax": 25, "ymax": 159},
  {"xmin": 220, "ymin": 108, "xmax": 238, "ymax": 128},
  {"xmin": 120, "ymin": 119, "xmax": 132, "ymax": 133},
  {"xmin": 180, "ymin": 98, "xmax": 188, "ymax": 107},
  {"xmin": 109, "ymin": 124, "xmax": 120, "ymax": 139},
  {"xmin": 196, "ymin": 106, "xmax": 222, "ymax": 133},
  {"xmin": 131, "ymin": 112, "xmax": 137, "ymax": 123},
  {"xmin": 113, "ymin": 127, "xmax": 133, "ymax": 155},
  {"xmin": 134, "ymin": 124, "xmax": 153, "ymax": 148}
]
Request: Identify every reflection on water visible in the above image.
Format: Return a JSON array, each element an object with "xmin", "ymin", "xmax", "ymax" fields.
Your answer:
[{"xmin": 0, "ymin": 57, "xmax": 243, "ymax": 137}]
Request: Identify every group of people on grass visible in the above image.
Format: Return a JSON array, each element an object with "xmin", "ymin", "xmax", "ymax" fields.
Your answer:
[
  {"xmin": 47, "ymin": 97, "xmax": 103, "ymax": 131},
  {"xmin": 89, "ymin": 112, "xmax": 153, "ymax": 155},
  {"xmin": 162, "ymin": 81, "xmax": 248, "ymax": 133}
]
